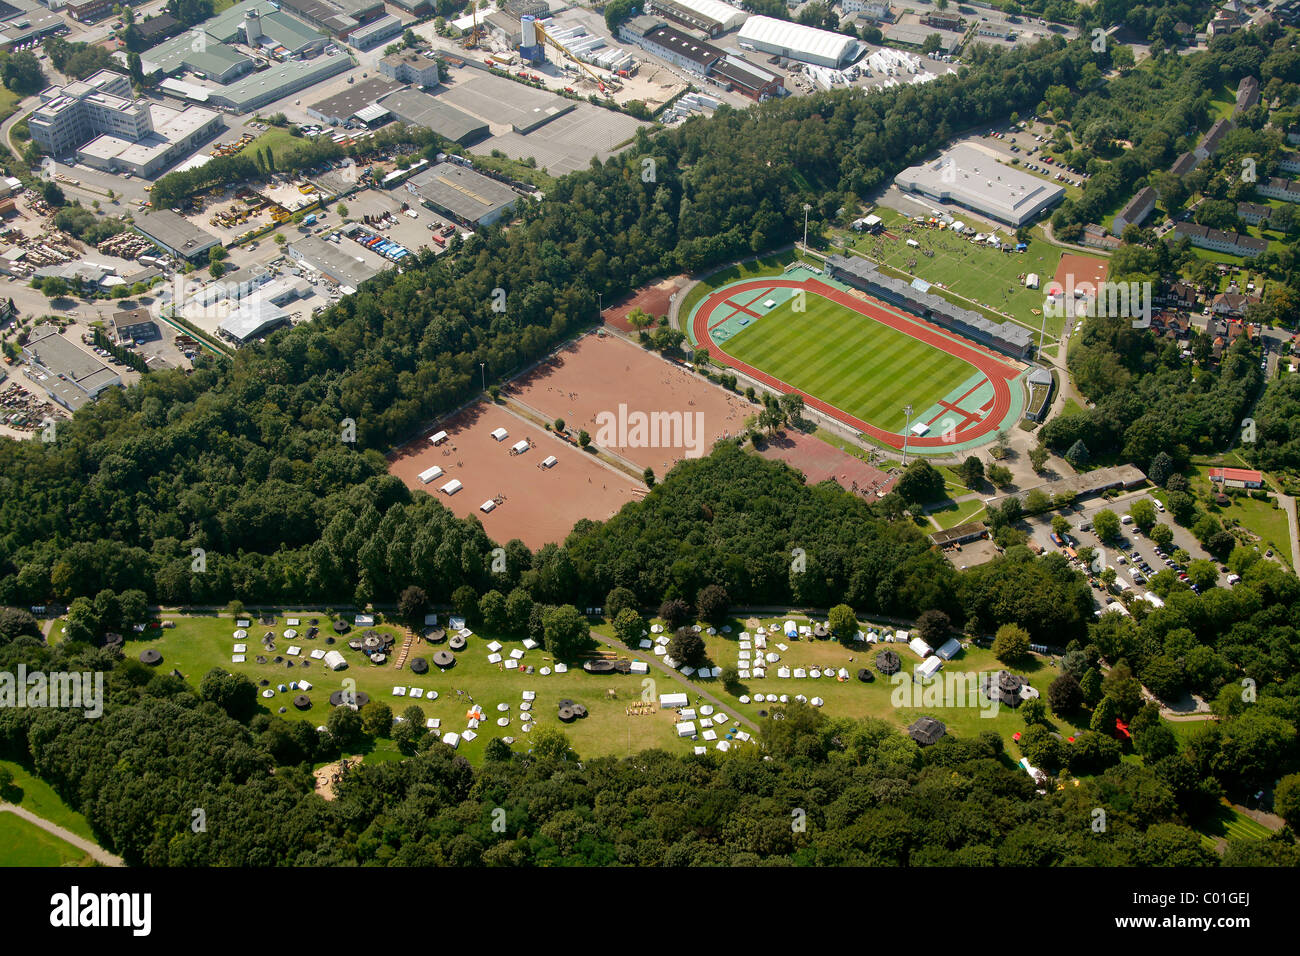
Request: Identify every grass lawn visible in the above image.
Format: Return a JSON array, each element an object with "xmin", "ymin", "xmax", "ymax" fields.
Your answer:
[
  {"xmin": 466, "ymin": 152, "xmax": 556, "ymax": 192},
  {"xmin": 0, "ymin": 86, "xmax": 21, "ymax": 126},
  {"xmin": 0, "ymin": 760, "xmax": 95, "ymax": 843},
  {"xmin": 131, "ymin": 612, "xmax": 705, "ymax": 767},
  {"xmin": 1196, "ymin": 800, "xmax": 1274, "ymax": 852},
  {"xmin": 1186, "ymin": 461, "xmax": 1294, "ymax": 567},
  {"xmin": 931, "ymin": 498, "xmax": 987, "ymax": 530},
  {"xmin": 845, "ymin": 207, "xmax": 1069, "ymax": 337},
  {"xmin": 0, "ymin": 814, "xmax": 95, "ymax": 867},
  {"xmin": 238, "ymin": 128, "xmax": 309, "ymax": 168},
  {"xmin": 721, "ymin": 289, "xmax": 975, "ymax": 433}
]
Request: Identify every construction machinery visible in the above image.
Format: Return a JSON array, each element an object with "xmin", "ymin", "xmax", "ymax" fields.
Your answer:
[
  {"xmin": 462, "ymin": 4, "xmax": 482, "ymax": 50},
  {"xmin": 531, "ymin": 19, "xmax": 619, "ymax": 95}
]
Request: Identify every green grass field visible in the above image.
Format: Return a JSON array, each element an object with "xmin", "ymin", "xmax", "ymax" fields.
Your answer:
[
  {"xmin": 1197, "ymin": 800, "xmax": 1274, "ymax": 852},
  {"xmin": 125, "ymin": 613, "xmax": 703, "ymax": 767},
  {"xmin": 844, "ymin": 207, "xmax": 1073, "ymax": 338},
  {"xmin": 721, "ymin": 290, "xmax": 975, "ymax": 433},
  {"xmin": 680, "ymin": 250, "xmax": 814, "ymax": 342},
  {"xmin": 0, "ymin": 814, "xmax": 95, "ymax": 867},
  {"xmin": 0, "ymin": 761, "xmax": 95, "ymax": 843}
]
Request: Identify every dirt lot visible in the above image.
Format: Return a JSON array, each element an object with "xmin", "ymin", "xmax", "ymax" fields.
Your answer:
[
  {"xmin": 503, "ymin": 332, "xmax": 752, "ymax": 473},
  {"xmin": 756, "ymin": 429, "xmax": 897, "ymax": 498},
  {"xmin": 388, "ymin": 400, "xmax": 640, "ymax": 550},
  {"xmin": 602, "ymin": 275, "xmax": 689, "ymax": 332}
]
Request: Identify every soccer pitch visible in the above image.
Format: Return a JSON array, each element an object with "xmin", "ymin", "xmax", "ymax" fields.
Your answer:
[{"xmin": 722, "ymin": 291, "xmax": 977, "ymax": 434}]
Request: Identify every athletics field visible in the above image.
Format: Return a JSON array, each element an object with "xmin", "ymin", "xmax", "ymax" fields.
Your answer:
[{"xmin": 689, "ymin": 268, "xmax": 1028, "ymax": 453}]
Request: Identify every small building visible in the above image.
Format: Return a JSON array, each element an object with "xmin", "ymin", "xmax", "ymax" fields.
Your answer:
[
  {"xmin": 1237, "ymin": 201, "xmax": 1272, "ymax": 226},
  {"xmin": 218, "ymin": 299, "xmax": 291, "ymax": 345},
  {"xmin": 379, "ymin": 50, "xmax": 441, "ymax": 87},
  {"xmin": 405, "ymin": 162, "xmax": 521, "ymax": 229},
  {"xmin": 133, "ymin": 211, "xmax": 221, "ymax": 263},
  {"xmin": 929, "ymin": 522, "xmax": 987, "ymax": 548},
  {"xmin": 347, "ymin": 14, "xmax": 402, "ymax": 50},
  {"xmin": 1234, "ymin": 75, "xmax": 1260, "ymax": 115},
  {"xmin": 111, "ymin": 308, "xmax": 161, "ymax": 345},
  {"xmin": 1208, "ymin": 467, "xmax": 1263, "ymax": 489},
  {"xmin": 21, "ymin": 324, "xmax": 121, "ymax": 411}
]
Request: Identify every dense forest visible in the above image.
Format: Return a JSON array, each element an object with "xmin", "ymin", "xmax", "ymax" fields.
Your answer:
[{"xmin": 0, "ymin": 33, "xmax": 1107, "ymax": 611}]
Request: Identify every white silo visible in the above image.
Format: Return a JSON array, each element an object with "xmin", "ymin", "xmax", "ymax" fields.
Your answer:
[{"xmin": 244, "ymin": 11, "xmax": 263, "ymax": 46}]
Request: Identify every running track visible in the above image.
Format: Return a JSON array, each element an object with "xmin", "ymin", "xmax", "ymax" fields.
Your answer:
[{"xmin": 693, "ymin": 278, "xmax": 1021, "ymax": 450}]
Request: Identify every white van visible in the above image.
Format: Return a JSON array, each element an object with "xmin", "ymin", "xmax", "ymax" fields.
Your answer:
[{"xmin": 1121, "ymin": 514, "xmax": 1133, "ymax": 525}]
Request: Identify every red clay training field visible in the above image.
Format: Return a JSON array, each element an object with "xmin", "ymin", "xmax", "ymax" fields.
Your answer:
[
  {"xmin": 389, "ymin": 402, "xmax": 638, "ymax": 550},
  {"xmin": 693, "ymin": 277, "xmax": 1021, "ymax": 450},
  {"xmin": 504, "ymin": 332, "xmax": 752, "ymax": 473}
]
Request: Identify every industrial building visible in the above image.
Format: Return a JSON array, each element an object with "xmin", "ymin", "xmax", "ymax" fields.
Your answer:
[
  {"xmin": 825, "ymin": 254, "xmax": 1034, "ymax": 358},
  {"xmin": 21, "ymin": 324, "xmax": 120, "ymax": 411},
  {"xmin": 736, "ymin": 15, "xmax": 858, "ymax": 68},
  {"xmin": 893, "ymin": 144, "xmax": 1065, "ymax": 227},
  {"xmin": 377, "ymin": 88, "xmax": 489, "ymax": 145},
  {"xmin": 0, "ymin": 8, "xmax": 66, "ymax": 51},
  {"xmin": 710, "ymin": 54, "xmax": 783, "ymax": 101},
  {"xmin": 287, "ymin": 234, "xmax": 388, "ymax": 291},
  {"xmin": 348, "ymin": 14, "xmax": 402, "ymax": 50},
  {"xmin": 632, "ymin": 21, "xmax": 720, "ymax": 74},
  {"xmin": 28, "ymin": 70, "xmax": 224, "ymax": 177},
  {"xmin": 307, "ymin": 76, "xmax": 403, "ymax": 125},
  {"xmin": 219, "ymin": 299, "xmax": 291, "ymax": 345},
  {"xmin": 379, "ymin": 50, "xmax": 441, "ymax": 87},
  {"xmin": 278, "ymin": 0, "xmax": 384, "ymax": 38},
  {"xmin": 645, "ymin": 0, "xmax": 748, "ymax": 37},
  {"xmin": 66, "ymin": 0, "xmax": 113, "ymax": 21},
  {"xmin": 207, "ymin": 53, "xmax": 354, "ymax": 112},
  {"xmin": 131, "ymin": 13, "xmax": 184, "ymax": 47},
  {"xmin": 405, "ymin": 162, "xmax": 521, "ymax": 228},
  {"xmin": 110, "ymin": 308, "xmax": 161, "ymax": 346},
  {"xmin": 133, "ymin": 211, "xmax": 222, "ymax": 263}
]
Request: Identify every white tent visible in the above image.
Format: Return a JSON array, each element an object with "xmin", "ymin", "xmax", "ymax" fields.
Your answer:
[
  {"xmin": 675, "ymin": 721, "xmax": 697, "ymax": 737},
  {"xmin": 442, "ymin": 732, "xmax": 460, "ymax": 748},
  {"xmin": 783, "ymin": 620, "xmax": 798, "ymax": 637},
  {"xmin": 908, "ymin": 637, "xmax": 932, "ymax": 659},
  {"xmin": 660, "ymin": 692, "xmax": 689, "ymax": 708},
  {"xmin": 935, "ymin": 637, "xmax": 962, "ymax": 660},
  {"xmin": 541, "ymin": 455, "xmax": 558, "ymax": 468},
  {"xmin": 441, "ymin": 478, "xmax": 463, "ymax": 495},
  {"xmin": 916, "ymin": 656, "xmax": 943, "ymax": 682},
  {"xmin": 490, "ymin": 427, "xmax": 508, "ymax": 441},
  {"xmin": 429, "ymin": 430, "xmax": 448, "ymax": 445},
  {"xmin": 418, "ymin": 465, "xmax": 444, "ymax": 484},
  {"xmin": 480, "ymin": 499, "xmax": 497, "ymax": 513},
  {"xmin": 629, "ymin": 661, "xmax": 648, "ymax": 674},
  {"xmin": 323, "ymin": 650, "xmax": 347, "ymax": 670},
  {"xmin": 511, "ymin": 439, "xmax": 529, "ymax": 454}
]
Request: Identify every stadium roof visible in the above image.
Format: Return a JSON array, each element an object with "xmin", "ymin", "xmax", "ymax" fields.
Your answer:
[{"xmin": 737, "ymin": 15, "xmax": 857, "ymax": 66}]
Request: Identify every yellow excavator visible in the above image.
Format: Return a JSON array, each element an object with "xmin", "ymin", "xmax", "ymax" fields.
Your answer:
[
  {"xmin": 463, "ymin": 4, "xmax": 482, "ymax": 49},
  {"xmin": 533, "ymin": 19, "xmax": 619, "ymax": 95}
]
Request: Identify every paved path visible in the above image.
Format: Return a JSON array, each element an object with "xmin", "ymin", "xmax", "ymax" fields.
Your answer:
[
  {"xmin": 0, "ymin": 803, "xmax": 122, "ymax": 867},
  {"xmin": 1277, "ymin": 492, "xmax": 1300, "ymax": 574},
  {"xmin": 589, "ymin": 631, "xmax": 759, "ymax": 733}
]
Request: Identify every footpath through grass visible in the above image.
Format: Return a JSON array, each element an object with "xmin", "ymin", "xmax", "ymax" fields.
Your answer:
[{"xmin": 0, "ymin": 760, "xmax": 95, "ymax": 843}]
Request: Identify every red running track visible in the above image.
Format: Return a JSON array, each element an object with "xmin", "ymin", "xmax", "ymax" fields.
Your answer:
[{"xmin": 693, "ymin": 277, "xmax": 1020, "ymax": 450}]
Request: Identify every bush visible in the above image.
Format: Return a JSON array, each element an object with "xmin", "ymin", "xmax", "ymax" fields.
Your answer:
[{"xmin": 992, "ymin": 623, "xmax": 1031, "ymax": 664}]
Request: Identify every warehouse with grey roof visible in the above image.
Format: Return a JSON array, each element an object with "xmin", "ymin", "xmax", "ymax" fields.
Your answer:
[
  {"xmin": 405, "ymin": 163, "xmax": 522, "ymax": 228},
  {"xmin": 894, "ymin": 144, "xmax": 1065, "ymax": 227}
]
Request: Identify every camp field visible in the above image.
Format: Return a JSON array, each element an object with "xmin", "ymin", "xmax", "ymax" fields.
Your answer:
[
  {"xmin": 720, "ymin": 290, "xmax": 975, "ymax": 434},
  {"xmin": 844, "ymin": 207, "xmax": 1073, "ymax": 338},
  {"xmin": 125, "ymin": 613, "xmax": 709, "ymax": 767},
  {"xmin": 592, "ymin": 614, "xmax": 1092, "ymax": 758}
]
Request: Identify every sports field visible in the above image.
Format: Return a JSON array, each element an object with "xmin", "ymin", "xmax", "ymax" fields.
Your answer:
[
  {"xmin": 692, "ymin": 271, "xmax": 1025, "ymax": 452},
  {"xmin": 725, "ymin": 291, "xmax": 971, "ymax": 434}
]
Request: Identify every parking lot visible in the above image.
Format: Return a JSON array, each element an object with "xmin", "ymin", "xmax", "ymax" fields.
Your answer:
[{"xmin": 1025, "ymin": 490, "xmax": 1229, "ymax": 605}]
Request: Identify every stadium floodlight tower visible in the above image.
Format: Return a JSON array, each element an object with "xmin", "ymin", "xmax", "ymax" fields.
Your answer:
[
  {"xmin": 802, "ymin": 203, "xmax": 811, "ymax": 251},
  {"xmin": 901, "ymin": 404, "xmax": 913, "ymax": 466}
]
